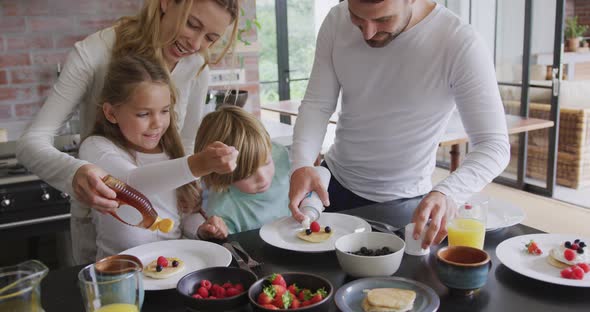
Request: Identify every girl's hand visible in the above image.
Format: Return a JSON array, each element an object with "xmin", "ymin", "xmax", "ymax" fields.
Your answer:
[
  {"xmin": 72, "ymin": 164, "xmax": 118, "ymax": 213},
  {"xmin": 197, "ymin": 216, "xmax": 228, "ymax": 240},
  {"xmin": 190, "ymin": 141, "xmax": 239, "ymax": 177}
]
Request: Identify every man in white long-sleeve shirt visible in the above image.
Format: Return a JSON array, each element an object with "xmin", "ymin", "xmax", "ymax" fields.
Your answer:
[{"xmin": 288, "ymin": 0, "xmax": 510, "ymax": 249}]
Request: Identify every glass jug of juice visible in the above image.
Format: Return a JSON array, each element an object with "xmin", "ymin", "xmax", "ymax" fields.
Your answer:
[
  {"xmin": 0, "ymin": 260, "xmax": 49, "ymax": 312},
  {"xmin": 102, "ymin": 175, "xmax": 174, "ymax": 233}
]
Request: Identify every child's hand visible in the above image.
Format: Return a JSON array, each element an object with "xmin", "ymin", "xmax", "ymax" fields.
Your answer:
[
  {"xmin": 197, "ymin": 216, "xmax": 228, "ymax": 240},
  {"xmin": 190, "ymin": 141, "xmax": 239, "ymax": 177}
]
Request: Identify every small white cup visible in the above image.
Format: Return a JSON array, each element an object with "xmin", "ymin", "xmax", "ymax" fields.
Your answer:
[{"xmin": 405, "ymin": 222, "xmax": 430, "ymax": 256}]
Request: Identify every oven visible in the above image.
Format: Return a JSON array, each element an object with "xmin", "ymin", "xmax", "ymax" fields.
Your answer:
[{"xmin": 0, "ymin": 156, "xmax": 73, "ymax": 268}]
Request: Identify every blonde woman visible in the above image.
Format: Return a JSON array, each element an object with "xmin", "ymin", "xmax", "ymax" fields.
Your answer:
[
  {"xmin": 80, "ymin": 55, "xmax": 234, "ymax": 259},
  {"xmin": 196, "ymin": 106, "xmax": 291, "ymax": 234},
  {"xmin": 17, "ymin": 0, "xmax": 240, "ymax": 264}
]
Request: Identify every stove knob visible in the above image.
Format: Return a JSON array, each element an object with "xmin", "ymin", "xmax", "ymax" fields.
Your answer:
[
  {"xmin": 60, "ymin": 192, "xmax": 70, "ymax": 199},
  {"xmin": 41, "ymin": 192, "xmax": 51, "ymax": 201},
  {"xmin": 1, "ymin": 198, "xmax": 11, "ymax": 207}
]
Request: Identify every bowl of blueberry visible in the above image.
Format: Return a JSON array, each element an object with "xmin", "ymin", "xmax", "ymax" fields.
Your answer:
[{"xmin": 334, "ymin": 232, "xmax": 405, "ymax": 277}]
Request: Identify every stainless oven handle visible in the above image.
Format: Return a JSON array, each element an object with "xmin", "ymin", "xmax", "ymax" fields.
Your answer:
[{"xmin": 0, "ymin": 213, "xmax": 71, "ymax": 230}]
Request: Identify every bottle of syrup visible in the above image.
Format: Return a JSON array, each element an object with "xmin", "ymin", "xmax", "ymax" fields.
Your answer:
[
  {"xmin": 299, "ymin": 166, "xmax": 331, "ymax": 228},
  {"xmin": 102, "ymin": 175, "xmax": 174, "ymax": 232}
]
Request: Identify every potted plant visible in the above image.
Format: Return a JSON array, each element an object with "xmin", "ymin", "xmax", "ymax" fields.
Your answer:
[
  {"xmin": 214, "ymin": 2, "xmax": 260, "ymax": 109},
  {"xmin": 565, "ymin": 16, "xmax": 588, "ymax": 52}
]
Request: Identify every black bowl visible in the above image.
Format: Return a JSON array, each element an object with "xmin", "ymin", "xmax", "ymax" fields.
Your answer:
[
  {"xmin": 177, "ymin": 266, "xmax": 257, "ymax": 311},
  {"xmin": 248, "ymin": 272, "xmax": 333, "ymax": 312}
]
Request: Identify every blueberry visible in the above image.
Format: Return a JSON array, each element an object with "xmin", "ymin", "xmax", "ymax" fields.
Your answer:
[
  {"xmin": 325, "ymin": 226, "xmax": 331, "ymax": 233},
  {"xmin": 381, "ymin": 247, "xmax": 390, "ymax": 253},
  {"xmin": 366, "ymin": 249, "xmax": 374, "ymax": 256},
  {"xmin": 374, "ymin": 250, "xmax": 382, "ymax": 256},
  {"xmin": 565, "ymin": 241, "xmax": 572, "ymax": 248},
  {"xmin": 574, "ymin": 239, "xmax": 580, "ymax": 244},
  {"xmin": 156, "ymin": 265, "xmax": 163, "ymax": 272},
  {"xmin": 580, "ymin": 242, "xmax": 587, "ymax": 248},
  {"xmin": 305, "ymin": 229, "xmax": 312, "ymax": 235},
  {"xmin": 360, "ymin": 247, "xmax": 368, "ymax": 254},
  {"xmin": 172, "ymin": 260, "xmax": 179, "ymax": 267},
  {"xmin": 577, "ymin": 248, "xmax": 584, "ymax": 254}
]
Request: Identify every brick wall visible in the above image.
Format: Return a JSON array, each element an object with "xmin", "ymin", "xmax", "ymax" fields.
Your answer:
[
  {"xmin": 0, "ymin": 0, "xmax": 260, "ymax": 139},
  {"xmin": 575, "ymin": 0, "xmax": 590, "ymax": 37}
]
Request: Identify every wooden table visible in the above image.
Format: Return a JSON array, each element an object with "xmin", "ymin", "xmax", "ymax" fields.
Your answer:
[
  {"xmin": 41, "ymin": 200, "xmax": 590, "ymax": 312},
  {"xmin": 261, "ymin": 100, "xmax": 555, "ymax": 172}
]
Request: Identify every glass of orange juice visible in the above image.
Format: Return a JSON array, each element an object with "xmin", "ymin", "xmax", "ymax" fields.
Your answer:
[
  {"xmin": 78, "ymin": 258, "xmax": 143, "ymax": 312},
  {"xmin": 447, "ymin": 196, "xmax": 487, "ymax": 249}
]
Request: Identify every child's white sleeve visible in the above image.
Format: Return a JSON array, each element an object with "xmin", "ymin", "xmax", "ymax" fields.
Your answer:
[
  {"xmin": 181, "ymin": 213, "xmax": 206, "ymax": 239},
  {"xmin": 79, "ymin": 136, "xmax": 196, "ymax": 195}
]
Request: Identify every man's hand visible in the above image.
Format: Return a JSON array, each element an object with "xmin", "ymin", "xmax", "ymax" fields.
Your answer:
[
  {"xmin": 191, "ymin": 141, "xmax": 238, "ymax": 177},
  {"xmin": 72, "ymin": 164, "xmax": 118, "ymax": 213},
  {"xmin": 411, "ymin": 191, "xmax": 457, "ymax": 249},
  {"xmin": 197, "ymin": 216, "xmax": 229, "ymax": 240},
  {"xmin": 288, "ymin": 167, "xmax": 330, "ymax": 222}
]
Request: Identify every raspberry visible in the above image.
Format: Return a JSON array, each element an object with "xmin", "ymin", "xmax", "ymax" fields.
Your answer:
[
  {"xmin": 564, "ymin": 249, "xmax": 576, "ymax": 261},
  {"xmin": 235, "ymin": 283, "xmax": 244, "ymax": 292},
  {"xmin": 577, "ymin": 263, "xmax": 590, "ymax": 273},
  {"xmin": 571, "ymin": 244, "xmax": 579, "ymax": 250},
  {"xmin": 222, "ymin": 282, "xmax": 233, "ymax": 289},
  {"xmin": 572, "ymin": 266, "xmax": 585, "ymax": 280},
  {"xmin": 561, "ymin": 267, "xmax": 573, "ymax": 278},
  {"xmin": 157, "ymin": 256, "xmax": 168, "ymax": 267},
  {"xmin": 226, "ymin": 287, "xmax": 240, "ymax": 297},
  {"xmin": 310, "ymin": 221, "xmax": 321, "ymax": 233},
  {"xmin": 192, "ymin": 294, "xmax": 203, "ymax": 299},
  {"xmin": 197, "ymin": 286, "xmax": 209, "ymax": 298},
  {"xmin": 200, "ymin": 280, "xmax": 212, "ymax": 290}
]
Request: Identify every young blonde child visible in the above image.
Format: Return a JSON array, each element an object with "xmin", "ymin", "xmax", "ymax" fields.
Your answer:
[
  {"xmin": 195, "ymin": 106, "xmax": 291, "ymax": 234},
  {"xmin": 79, "ymin": 55, "xmax": 238, "ymax": 259}
]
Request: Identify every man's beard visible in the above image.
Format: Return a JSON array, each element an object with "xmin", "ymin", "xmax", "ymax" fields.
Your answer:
[{"xmin": 365, "ymin": 9, "xmax": 413, "ymax": 48}]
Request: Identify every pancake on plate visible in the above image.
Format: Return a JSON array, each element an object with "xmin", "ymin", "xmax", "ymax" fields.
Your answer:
[
  {"xmin": 296, "ymin": 228, "xmax": 333, "ymax": 243},
  {"xmin": 143, "ymin": 257, "xmax": 185, "ymax": 279},
  {"xmin": 361, "ymin": 288, "xmax": 416, "ymax": 312}
]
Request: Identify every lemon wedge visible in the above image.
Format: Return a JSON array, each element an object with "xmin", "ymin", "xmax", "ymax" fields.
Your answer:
[{"xmin": 147, "ymin": 217, "xmax": 174, "ymax": 232}]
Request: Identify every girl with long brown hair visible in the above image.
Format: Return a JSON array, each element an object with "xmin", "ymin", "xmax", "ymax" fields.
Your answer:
[
  {"xmin": 17, "ymin": 0, "xmax": 240, "ymax": 264},
  {"xmin": 79, "ymin": 55, "xmax": 236, "ymax": 259}
]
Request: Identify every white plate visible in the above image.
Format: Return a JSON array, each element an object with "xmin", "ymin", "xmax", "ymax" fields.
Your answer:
[
  {"xmin": 486, "ymin": 198, "xmax": 526, "ymax": 231},
  {"xmin": 259, "ymin": 213, "xmax": 371, "ymax": 253},
  {"xmin": 496, "ymin": 234, "xmax": 590, "ymax": 287},
  {"xmin": 120, "ymin": 239, "xmax": 232, "ymax": 290}
]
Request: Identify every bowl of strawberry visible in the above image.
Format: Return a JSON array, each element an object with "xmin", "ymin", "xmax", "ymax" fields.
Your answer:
[
  {"xmin": 248, "ymin": 272, "xmax": 333, "ymax": 311},
  {"xmin": 176, "ymin": 266, "xmax": 257, "ymax": 311}
]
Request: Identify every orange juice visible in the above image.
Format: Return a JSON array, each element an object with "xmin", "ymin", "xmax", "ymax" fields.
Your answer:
[
  {"xmin": 447, "ymin": 218, "xmax": 486, "ymax": 249},
  {"xmin": 96, "ymin": 303, "xmax": 139, "ymax": 312}
]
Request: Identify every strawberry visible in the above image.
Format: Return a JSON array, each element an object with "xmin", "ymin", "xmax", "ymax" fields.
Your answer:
[
  {"xmin": 561, "ymin": 267, "xmax": 573, "ymax": 278},
  {"xmin": 298, "ymin": 289, "xmax": 312, "ymax": 301},
  {"xmin": 572, "ymin": 266, "xmax": 585, "ymax": 280},
  {"xmin": 525, "ymin": 240, "xmax": 542, "ymax": 255},
  {"xmin": 291, "ymin": 297, "xmax": 301, "ymax": 309},
  {"xmin": 197, "ymin": 286, "xmax": 209, "ymax": 298},
  {"xmin": 310, "ymin": 221, "xmax": 321, "ymax": 233},
  {"xmin": 257, "ymin": 286, "xmax": 276, "ymax": 305},
  {"xmin": 577, "ymin": 263, "xmax": 590, "ymax": 273},
  {"xmin": 200, "ymin": 279, "xmax": 212, "ymax": 290},
  {"xmin": 157, "ymin": 256, "xmax": 168, "ymax": 267},
  {"xmin": 564, "ymin": 249, "xmax": 576, "ymax": 261},
  {"xmin": 268, "ymin": 273, "xmax": 287, "ymax": 288},
  {"xmin": 287, "ymin": 283, "xmax": 299, "ymax": 296},
  {"xmin": 301, "ymin": 300, "xmax": 312, "ymax": 307},
  {"xmin": 309, "ymin": 293, "xmax": 323, "ymax": 304},
  {"xmin": 261, "ymin": 304, "xmax": 279, "ymax": 310},
  {"xmin": 226, "ymin": 287, "xmax": 240, "ymax": 297}
]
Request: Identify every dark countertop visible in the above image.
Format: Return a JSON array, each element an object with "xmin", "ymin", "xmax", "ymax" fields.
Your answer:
[{"xmin": 41, "ymin": 200, "xmax": 590, "ymax": 311}]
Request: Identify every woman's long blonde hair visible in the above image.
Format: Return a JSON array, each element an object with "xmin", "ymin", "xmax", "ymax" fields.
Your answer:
[
  {"xmin": 195, "ymin": 106, "xmax": 272, "ymax": 192},
  {"xmin": 112, "ymin": 0, "xmax": 240, "ymax": 74},
  {"xmin": 92, "ymin": 55, "xmax": 201, "ymax": 213}
]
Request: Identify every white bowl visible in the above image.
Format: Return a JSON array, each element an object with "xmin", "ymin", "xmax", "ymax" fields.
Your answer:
[{"xmin": 335, "ymin": 232, "xmax": 405, "ymax": 278}]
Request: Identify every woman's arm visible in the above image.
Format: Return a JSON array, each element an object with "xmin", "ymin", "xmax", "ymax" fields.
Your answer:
[{"xmin": 16, "ymin": 39, "xmax": 118, "ymax": 211}]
